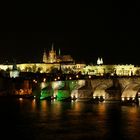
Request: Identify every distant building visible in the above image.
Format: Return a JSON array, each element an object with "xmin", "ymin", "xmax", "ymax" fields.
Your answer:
[
  {"xmin": 43, "ymin": 43, "xmax": 74, "ymax": 63},
  {"xmin": 9, "ymin": 62, "xmax": 20, "ymax": 78},
  {"xmin": 82, "ymin": 63, "xmax": 136, "ymax": 76},
  {"xmin": 0, "ymin": 44, "xmax": 85, "ymax": 75},
  {"xmin": 1, "ymin": 48, "xmax": 140, "ymax": 77},
  {"xmin": 97, "ymin": 57, "xmax": 103, "ymax": 65}
]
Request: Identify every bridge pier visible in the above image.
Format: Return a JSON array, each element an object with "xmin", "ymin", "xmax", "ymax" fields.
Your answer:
[{"xmin": 105, "ymin": 78, "xmax": 121, "ymax": 102}]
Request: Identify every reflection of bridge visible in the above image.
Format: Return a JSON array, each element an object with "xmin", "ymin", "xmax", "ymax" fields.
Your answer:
[{"xmin": 41, "ymin": 77, "xmax": 140, "ymax": 102}]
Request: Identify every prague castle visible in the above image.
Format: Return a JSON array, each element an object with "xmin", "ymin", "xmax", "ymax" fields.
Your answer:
[
  {"xmin": 42, "ymin": 44, "xmax": 74, "ymax": 63},
  {"xmin": 1, "ymin": 44, "xmax": 140, "ymax": 77},
  {"xmin": 0, "ymin": 44, "xmax": 85, "ymax": 77}
]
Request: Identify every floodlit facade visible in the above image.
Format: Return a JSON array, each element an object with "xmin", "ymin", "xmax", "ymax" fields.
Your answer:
[
  {"xmin": 82, "ymin": 64, "xmax": 138, "ymax": 76},
  {"xmin": 0, "ymin": 45, "xmax": 140, "ymax": 76},
  {"xmin": 43, "ymin": 44, "xmax": 74, "ymax": 63},
  {"xmin": 0, "ymin": 45, "xmax": 85, "ymax": 75},
  {"xmin": 1, "ymin": 62, "xmax": 140, "ymax": 76}
]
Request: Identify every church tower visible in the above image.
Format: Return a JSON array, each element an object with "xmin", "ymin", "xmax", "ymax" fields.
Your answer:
[
  {"xmin": 43, "ymin": 49, "xmax": 48, "ymax": 63},
  {"xmin": 97, "ymin": 57, "xmax": 101, "ymax": 65},
  {"xmin": 10, "ymin": 60, "xmax": 20, "ymax": 78},
  {"xmin": 100, "ymin": 57, "xmax": 103, "ymax": 64},
  {"xmin": 97, "ymin": 57, "xmax": 103, "ymax": 65},
  {"xmin": 48, "ymin": 43, "xmax": 57, "ymax": 63},
  {"xmin": 58, "ymin": 48, "xmax": 61, "ymax": 56}
]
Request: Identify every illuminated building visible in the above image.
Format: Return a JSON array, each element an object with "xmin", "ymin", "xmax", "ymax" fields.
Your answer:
[
  {"xmin": 82, "ymin": 64, "xmax": 138, "ymax": 76},
  {"xmin": 1, "ymin": 44, "xmax": 140, "ymax": 77},
  {"xmin": 97, "ymin": 57, "xmax": 103, "ymax": 65},
  {"xmin": 9, "ymin": 61, "xmax": 20, "ymax": 78},
  {"xmin": 43, "ymin": 43, "xmax": 74, "ymax": 63}
]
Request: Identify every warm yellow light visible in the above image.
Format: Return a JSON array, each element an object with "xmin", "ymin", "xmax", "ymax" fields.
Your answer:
[
  {"xmin": 33, "ymin": 79, "xmax": 37, "ymax": 83},
  {"xmin": 88, "ymin": 75, "xmax": 91, "ymax": 78},
  {"xmin": 43, "ymin": 78, "xmax": 46, "ymax": 82},
  {"xmin": 71, "ymin": 95, "xmax": 74, "ymax": 99},
  {"xmin": 19, "ymin": 98, "xmax": 23, "ymax": 101}
]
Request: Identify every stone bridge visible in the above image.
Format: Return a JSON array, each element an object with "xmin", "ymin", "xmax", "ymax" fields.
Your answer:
[
  {"xmin": 39, "ymin": 76, "xmax": 140, "ymax": 101},
  {"xmin": 90, "ymin": 77, "xmax": 140, "ymax": 101}
]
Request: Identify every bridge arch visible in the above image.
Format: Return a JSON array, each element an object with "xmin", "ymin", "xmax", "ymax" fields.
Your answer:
[
  {"xmin": 93, "ymin": 83, "xmax": 109, "ymax": 99},
  {"xmin": 121, "ymin": 82, "xmax": 140, "ymax": 100}
]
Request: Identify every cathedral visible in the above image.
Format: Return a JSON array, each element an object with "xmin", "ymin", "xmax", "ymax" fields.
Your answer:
[{"xmin": 43, "ymin": 44, "xmax": 74, "ymax": 63}]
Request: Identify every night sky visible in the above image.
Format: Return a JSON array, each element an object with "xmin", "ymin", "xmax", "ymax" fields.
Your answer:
[{"xmin": 0, "ymin": 2, "xmax": 140, "ymax": 65}]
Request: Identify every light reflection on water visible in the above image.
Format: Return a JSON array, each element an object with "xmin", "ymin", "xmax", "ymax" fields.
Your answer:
[{"xmin": 0, "ymin": 98, "xmax": 140, "ymax": 139}]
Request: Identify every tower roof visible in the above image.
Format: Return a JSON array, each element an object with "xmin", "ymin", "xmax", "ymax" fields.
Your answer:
[{"xmin": 51, "ymin": 43, "xmax": 54, "ymax": 51}]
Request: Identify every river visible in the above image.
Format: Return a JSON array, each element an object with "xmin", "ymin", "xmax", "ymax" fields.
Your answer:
[{"xmin": 0, "ymin": 98, "xmax": 140, "ymax": 140}]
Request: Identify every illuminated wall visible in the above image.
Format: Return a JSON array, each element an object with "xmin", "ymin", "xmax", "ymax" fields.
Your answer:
[
  {"xmin": 1, "ymin": 63, "xmax": 140, "ymax": 76},
  {"xmin": 82, "ymin": 64, "xmax": 139, "ymax": 76}
]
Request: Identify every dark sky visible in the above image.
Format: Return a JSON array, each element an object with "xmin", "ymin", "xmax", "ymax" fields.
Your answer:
[{"xmin": 0, "ymin": 2, "xmax": 140, "ymax": 64}]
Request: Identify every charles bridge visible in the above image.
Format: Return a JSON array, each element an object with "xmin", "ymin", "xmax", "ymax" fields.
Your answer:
[
  {"xmin": 1, "ymin": 73, "xmax": 140, "ymax": 102},
  {"xmin": 44, "ymin": 75, "xmax": 140, "ymax": 102},
  {"xmin": 90, "ymin": 76, "xmax": 140, "ymax": 101}
]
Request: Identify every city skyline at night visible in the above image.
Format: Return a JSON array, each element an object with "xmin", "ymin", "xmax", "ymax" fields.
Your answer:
[{"xmin": 1, "ymin": 3, "xmax": 140, "ymax": 140}]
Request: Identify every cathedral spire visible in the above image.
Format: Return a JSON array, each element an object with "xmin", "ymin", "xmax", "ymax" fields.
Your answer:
[
  {"xmin": 97, "ymin": 57, "xmax": 100, "ymax": 65},
  {"xmin": 12, "ymin": 59, "xmax": 17, "ymax": 70},
  {"xmin": 43, "ymin": 49, "xmax": 47, "ymax": 63},
  {"xmin": 58, "ymin": 48, "xmax": 61, "ymax": 56},
  {"xmin": 100, "ymin": 57, "xmax": 103, "ymax": 64},
  {"xmin": 51, "ymin": 43, "xmax": 54, "ymax": 51},
  {"xmin": 97, "ymin": 57, "xmax": 103, "ymax": 65}
]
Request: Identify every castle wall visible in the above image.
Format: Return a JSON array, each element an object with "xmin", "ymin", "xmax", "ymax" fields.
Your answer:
[{"xmin": 1, "ymin": 63, "xmax": 140, "ymax": 76}]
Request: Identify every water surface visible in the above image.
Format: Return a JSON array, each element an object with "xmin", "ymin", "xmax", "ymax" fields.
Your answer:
[{"xmin": 0, "ymin": 98, "xmax": 140, "ymax": 140}]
